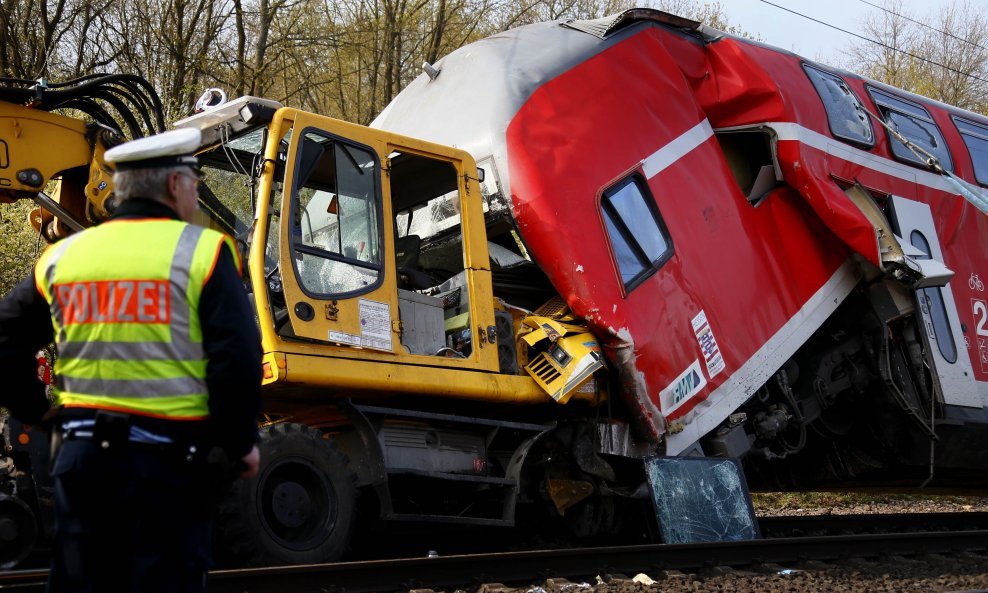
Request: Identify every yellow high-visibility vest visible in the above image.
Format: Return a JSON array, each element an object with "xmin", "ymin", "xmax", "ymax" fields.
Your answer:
[{"xmin": 34, "ymin": 218, "xmax": 240, "ymax": 420}]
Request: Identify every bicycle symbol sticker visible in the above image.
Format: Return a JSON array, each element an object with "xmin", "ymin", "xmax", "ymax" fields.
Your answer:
[{"xmin": 969, "ymin": 273, "xmax": 985, "ymax": 292}]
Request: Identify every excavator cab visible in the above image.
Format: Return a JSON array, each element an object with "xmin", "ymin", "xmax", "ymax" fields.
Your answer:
[{"xmin": 173, "ymin": 100, "xmax": 523, "ymax": 407}]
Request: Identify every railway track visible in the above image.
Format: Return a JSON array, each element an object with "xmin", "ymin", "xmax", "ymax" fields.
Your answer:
[{"xmin": 0, "ymin": 513, "xmax": 985, "ymax": 592}]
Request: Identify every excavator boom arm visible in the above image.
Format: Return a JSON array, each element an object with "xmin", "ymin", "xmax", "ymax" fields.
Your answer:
[{"xmin": 0, "ymin": 74, "xmax": 164, "ymax": 240}]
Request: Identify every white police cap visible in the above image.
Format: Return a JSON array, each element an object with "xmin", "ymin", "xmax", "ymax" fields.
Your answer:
[{"xmin": 104, "ymin": 127, "xmax": 202, "ymax": 171}]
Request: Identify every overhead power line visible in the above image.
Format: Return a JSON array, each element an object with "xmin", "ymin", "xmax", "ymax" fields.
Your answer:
[
  {"xmin": 857, "ymin": 0, "xmax": 988, "ymax": 54},
  {"xmin": 755, "ymin": 0, "xmax": 988, "ymax": 87}
]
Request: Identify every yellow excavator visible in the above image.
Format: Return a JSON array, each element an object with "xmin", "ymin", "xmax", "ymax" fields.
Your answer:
[{"xmin": 0, "ymin": 77, "xmax": 631, "ymax": 568}]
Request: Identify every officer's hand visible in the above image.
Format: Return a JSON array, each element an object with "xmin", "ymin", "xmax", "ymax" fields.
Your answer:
[{"xmin": 239, "ymin": 445, "xmax": 260, "ymax": 479}]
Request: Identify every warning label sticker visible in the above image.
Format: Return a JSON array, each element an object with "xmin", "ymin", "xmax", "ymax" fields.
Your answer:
[
  {"xmin": 691, "ymin": 310, "xmax": 725, "ymax": 379},
  {"xmin": 359, "ymin": 299, "xmax": 392, "ymax": 352},
  {"xmin": 328, "ymin": 331, "xmax": 360, "ymax": 347}
]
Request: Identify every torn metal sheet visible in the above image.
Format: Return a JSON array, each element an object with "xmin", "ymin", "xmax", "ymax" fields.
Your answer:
[{"xmin": 524, "ymin": 329, "xmax": 604, "ymax": 404}]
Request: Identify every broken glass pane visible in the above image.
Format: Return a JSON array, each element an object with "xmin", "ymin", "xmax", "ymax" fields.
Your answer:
[
  {"xmin": 871, "ymin": 89, "xmax": 953, "ymax": 172},
  {"xmin": 644, "ymin": 456, "xmax": 759, "ymax": 544},
  {"xmin": 803, "ymin": 65, "xmax": 874, "ymax": 146}
]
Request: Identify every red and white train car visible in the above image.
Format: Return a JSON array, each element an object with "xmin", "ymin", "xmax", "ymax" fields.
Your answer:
[{"xmin": 374, "ymin": 9, "xmax": 988, "ymax": 488}]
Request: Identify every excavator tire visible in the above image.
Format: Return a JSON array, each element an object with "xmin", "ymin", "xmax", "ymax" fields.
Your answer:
[{"xmin": 214, "ymin": 423, "xmax": 357, "ymax": 566}]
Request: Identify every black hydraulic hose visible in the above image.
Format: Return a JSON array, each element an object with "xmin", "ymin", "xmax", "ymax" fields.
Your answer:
[
  {"xmin": 73, "ymin": 86, "xmax": 148, "ymax": 138},
  {"xmin": 51, "ymin": 79, "xmax": 157, "ymax": 135},
  {"xmin": 115, "ymin": 78, "xmax": 164, "ymax": 132},
  {"xmin": 0, "ymin": 86, "xmax": 36, "ymax": 103},
  {"xmin": 0, "ymin": 76, "xmax": 37, "ymax": 85},
  {"xmin": 108, "ymin": 82, "xmax": 159, "ymax": 135},
  {"xmin": 43, "ymin": 72, "xmax": 112, "ymax": 88},
  {"xmin": 51, "ymin": 93, "xmax": 147, "ymax": 138},
  {"xmin": 3, "ymin": 73, "xmax": 166, "ymax": 137},
  {"xmin": 59, "ymin": 73, "xmax": 166, "ymax": 132},
  {"xmin": 64, "ymin": 99, "xmax": 120, "ymax": 133},
  {"xmin": 94, "ymin": 74, "xmax": 165, "ymax": 132},
  {"xmin": 73, "ymin": 89, "xmax": 144, "ymax": 138}
]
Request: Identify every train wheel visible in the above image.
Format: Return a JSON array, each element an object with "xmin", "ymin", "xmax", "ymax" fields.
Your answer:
[{"xmin": 216, "ymin": 423, "xmax": 357, "ymax": 566}]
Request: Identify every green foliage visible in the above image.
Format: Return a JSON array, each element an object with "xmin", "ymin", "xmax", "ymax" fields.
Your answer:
[{"xmin": 0, "ymin": 201, "xmax": 45, "ymax": 298}]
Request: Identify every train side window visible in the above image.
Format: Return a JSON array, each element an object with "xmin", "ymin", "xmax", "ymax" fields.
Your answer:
[
  {"xmin": 953, "ymin": 117, "xmax": 988, "ymax": 186},
  {"xmin": 601, "ymin": 175, "xmax": 672, "ymax": 293},
  {"xmin": 802, "ymin": 65, "xmax": 874, "ymax": 147},
  {"xmin": 910, "ymin": 230, "xmax": 957, "ymax": 363},
  {"xmin": 869, "ymin": 88, "xmax": 953, "ymax": 172}
]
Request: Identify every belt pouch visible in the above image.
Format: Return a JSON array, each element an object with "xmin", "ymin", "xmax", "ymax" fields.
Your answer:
[{"xmin": 92, "ymin": 411, "xmax": 131, "ymax": 449}]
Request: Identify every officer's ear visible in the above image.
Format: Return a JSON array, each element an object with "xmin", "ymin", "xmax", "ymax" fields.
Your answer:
[
  {"xmin": 165, "ymin": 170, "xmax": 183, "ymax": 200},
  {"xmin": 166, "ymin": 169, "xmax": 196, "ymax": 205}
]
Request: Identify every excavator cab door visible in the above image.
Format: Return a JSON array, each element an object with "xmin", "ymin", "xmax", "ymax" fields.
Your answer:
[
  {"xmin": 273, "ymin": 111, "xmax": 399, "ymax": 352},
  {"xmin": 260, "ymin": 109, "xmax": 498, "ymax": 371}
]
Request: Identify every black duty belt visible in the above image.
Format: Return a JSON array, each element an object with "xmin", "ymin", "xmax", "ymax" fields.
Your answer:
[{"xmin": 56, "ymin": 410, "xmax": 203, "ymax": 462}]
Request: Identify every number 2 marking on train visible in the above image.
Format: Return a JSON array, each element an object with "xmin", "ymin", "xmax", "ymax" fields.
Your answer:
[{"xmin": 973, "ymin": 299, "xmax": 988, "ymax": 337}]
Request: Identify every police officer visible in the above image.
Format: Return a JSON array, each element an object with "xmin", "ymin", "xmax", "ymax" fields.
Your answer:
[{"xmin": 0, "ymin": 127, "xmax": 262, "ymax": 592}]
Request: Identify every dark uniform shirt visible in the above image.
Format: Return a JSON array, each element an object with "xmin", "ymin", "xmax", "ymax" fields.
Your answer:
[{"xmin": 0, "ymin": 198, "xmax": 261, "ymax": 456}]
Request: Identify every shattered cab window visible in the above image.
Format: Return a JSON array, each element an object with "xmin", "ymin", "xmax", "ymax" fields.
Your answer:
[
  {"xmin": 803, "ymin": 65, "xmax": 873, "ymax": 147},
  {"xmin": 601, "ymin": 175, "xmax": 672, "ymax": 293},
  {"xmin": 869, "ymin": 88, "xmax": 953, "ymax": 172},
  {"xmin": 953, "ymin": 116, "xmax": 988, "ymax": 186},
  {"xmin": 289, "ymin": 130, "xmax": 383, "ymax": 297}
]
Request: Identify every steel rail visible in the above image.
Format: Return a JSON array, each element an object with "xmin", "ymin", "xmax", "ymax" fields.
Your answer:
[
  {"xmin": 2, "ymin": 529, "xmax": 984, "ymax": 592},
  {"xmin": 208, "ymin": 530, "xmax": 988, "ymax": 592}
]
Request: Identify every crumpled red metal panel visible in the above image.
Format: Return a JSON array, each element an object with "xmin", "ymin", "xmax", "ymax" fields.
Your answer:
[
  {"xmin": 694, "ymin": 38, "xmax": 787, "ymax": 127},
  {"xmin": 697, "ymin": 37, "xmax": 882, "ymax": 267},
  {"xmin": 505, "ymin": 28, "xmax": 849, "ymax": 440},
  {"xmin": 778, "ymin": 140, "xmax": 883, "ymax": 267}
]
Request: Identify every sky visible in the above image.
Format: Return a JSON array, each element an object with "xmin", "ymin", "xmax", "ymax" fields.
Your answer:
[{"xmin": 721, "ymin": 0, "xmax": 975, "ymax": 67}]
